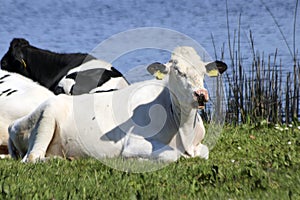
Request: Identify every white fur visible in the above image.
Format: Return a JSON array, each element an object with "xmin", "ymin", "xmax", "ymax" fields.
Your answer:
[
  {"xmin": 57, "ymin": 78, "xmax": 75, "ymax": 95},
  {"xmin": 0, "ymin": 70, "xmax": 54, "ymax": 155}
]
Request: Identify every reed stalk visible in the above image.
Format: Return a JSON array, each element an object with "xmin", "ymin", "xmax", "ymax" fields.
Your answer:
[{"xmin": 218, "ymin": 0, "xmax": 300, "ymax": 125}]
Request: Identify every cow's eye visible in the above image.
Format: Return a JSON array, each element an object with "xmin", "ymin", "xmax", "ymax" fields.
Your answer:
[{"xmin": 174, "ymin": 66, "xmax": 186, "ymax": 78}]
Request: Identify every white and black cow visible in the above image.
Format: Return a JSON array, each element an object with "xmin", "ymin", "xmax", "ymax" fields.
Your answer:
[
  {"xmin": 0, "ymin": 70, "xmax": 54, "ymax": 155},
  {"xmin": 1, "ymin": 38, "xmax": 129, "ymax": 95},
  {"xmin": 8, "ymin": 46, "xmax": 227, "ymax": 162}
]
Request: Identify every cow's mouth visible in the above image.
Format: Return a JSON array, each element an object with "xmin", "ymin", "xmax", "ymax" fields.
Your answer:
[{"xmin": 193, "ymin": 89, "xmax": 209, "ymax": 109}]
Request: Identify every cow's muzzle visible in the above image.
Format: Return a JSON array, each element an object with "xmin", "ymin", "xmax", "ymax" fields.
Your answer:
[{"xmin": 194, "ymin": 89, "xmax": 209, "ymax": 109}]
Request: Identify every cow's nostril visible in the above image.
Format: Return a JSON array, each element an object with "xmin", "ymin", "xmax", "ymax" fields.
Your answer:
[{"xmin": 195, "ymin": 93, "xmax": 206, "ymax": 107}]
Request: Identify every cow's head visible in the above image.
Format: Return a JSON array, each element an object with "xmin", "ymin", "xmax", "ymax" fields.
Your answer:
[
  {"xmin": 147, "ymin": 46, "xmax": 227, "ymax": 109},
  {"xmin": 1, "ymin": 38, "xmax": 30, "ymax": 76}
]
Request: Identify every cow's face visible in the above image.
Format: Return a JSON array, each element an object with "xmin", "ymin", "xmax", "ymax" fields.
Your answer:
[
  {"xmin": 147, "ymin": 46, "xmax": 227, "ymax": 109},
  {"xmin": 1, "ymin": 38, "xmax": 30, "ymax": 77}
]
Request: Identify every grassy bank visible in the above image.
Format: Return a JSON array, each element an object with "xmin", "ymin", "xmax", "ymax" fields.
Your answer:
[{"xmin": 0, "ymin": 124, "xmax": 299, "ymax": 199}]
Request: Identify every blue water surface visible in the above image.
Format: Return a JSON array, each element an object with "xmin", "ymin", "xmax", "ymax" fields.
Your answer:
[{"xmin": 0, "ymin": 0, "xmax": 299, "ymax": 78}]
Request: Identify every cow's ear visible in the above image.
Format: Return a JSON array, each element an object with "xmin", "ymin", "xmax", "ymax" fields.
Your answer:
[
  {"xmin": 147, "ymin": 62, "xmax": 168, "ymax": 80},
  {"xmin": 205, "ymin": 60, "xmax": 227, "ymax": 77}
]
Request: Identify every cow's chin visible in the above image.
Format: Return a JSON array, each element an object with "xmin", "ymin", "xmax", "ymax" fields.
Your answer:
[
  {"xmin": 191, "ymin": 101, "xmax": 205, "ymax": 110},
  {"xmin": 198, "ymin": 105, "xmax": 205, "ymax": 110}
]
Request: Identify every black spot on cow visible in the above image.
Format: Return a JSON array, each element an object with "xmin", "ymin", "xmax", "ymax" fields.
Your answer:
[
  {"xmin": 66, "ymin": 67, "xmax": 123, "ymax": 95},
  {"xmin": 94, "ymin": 89, "xmax": 117, "ymax": 93},
  {"xmin": 1, "ymin": 89, "xmax": 11, "ymax": 95},
  {"xmin": 6, "ymin": 89, "xmax": 17, "ymax": 96},
  {"xmin": 53, "ymin": 86, "xmax": 65, "ymax": 95},
  {"xmin": 0, "ymin": 74, "xmax": 10, "ymax": 80},
  {"xmin": 0, "ymin": 88, "xmax": 18, "ymax": 96}
]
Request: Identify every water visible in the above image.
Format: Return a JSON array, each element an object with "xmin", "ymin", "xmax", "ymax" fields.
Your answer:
[{"xmin": 1, "ymin": 0, "xmax": 299, "ymax": 79}]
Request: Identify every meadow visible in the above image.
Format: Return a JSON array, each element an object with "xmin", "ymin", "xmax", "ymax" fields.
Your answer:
[{"xmin": 0, "ymin": 123, "xmax": 299, "ymax": 199}]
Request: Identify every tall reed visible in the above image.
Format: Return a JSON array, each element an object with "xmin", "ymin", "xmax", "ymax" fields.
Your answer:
[
  {"xmin": 223, "ymin": 33, "xmax": 299, "ymax": 125},
  {"xmin": 220, "ymin": 0, "xmax": 300, "ymax": 125}
]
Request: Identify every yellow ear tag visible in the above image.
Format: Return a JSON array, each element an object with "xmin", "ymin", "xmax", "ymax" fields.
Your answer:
[
  {"xmin": 154, "ymin": 71, "xmax": 165, "ymax": 80},
  {"xmin": 21, "ymin": 59, "xmax": 27, "ymax": 68},
  {"xmin": 207, "ymin": 69, "xmax": 219, "ymax": 77}
]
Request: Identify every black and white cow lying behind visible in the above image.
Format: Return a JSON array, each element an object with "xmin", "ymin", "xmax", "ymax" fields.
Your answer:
[
  {"xmin": 8, "ymin": 46, "xmax": 227, "ymax": 162},
  {"xmin": 1, "ymin": 38, "xmax": 129, "ymax": 95},
  {"xmin": 0, "ymin": 70, "xmax": 54, "ymax": 155}
]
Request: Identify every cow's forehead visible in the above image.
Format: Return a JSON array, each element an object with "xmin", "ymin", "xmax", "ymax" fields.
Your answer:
[{"xmin": 170, "ymin": 46, "xmax": 206, "ymax": 75}]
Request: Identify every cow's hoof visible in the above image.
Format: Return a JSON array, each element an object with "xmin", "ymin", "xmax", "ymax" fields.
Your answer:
[
  {"xmin": 28, "ymin": 154, "xmax": 37, "ymax": 163},
  {"xmin": 27, "ymin": 152, "xmax": 45, "ymax": 163}
]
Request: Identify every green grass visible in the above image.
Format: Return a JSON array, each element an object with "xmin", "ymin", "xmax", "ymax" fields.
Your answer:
[{"xmin": 0, "ymin": 124, "xmax": 299, "ymax": 199}]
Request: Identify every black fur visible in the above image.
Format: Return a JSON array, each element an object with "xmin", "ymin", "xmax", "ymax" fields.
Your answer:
[
  {"xmin": 0, "ymin": 89, "xmax": 18, "ymax": 96},
  {"xmin": 1, "ymin": 38, "xmax": 95, "ymax": 91},
  {"xmin": 0, "ymin": 74, "xmax": 10, "ymax": 80},
  {"xmin": 67, "ymin": 68, "xmax": 122, "ymax": 95}
]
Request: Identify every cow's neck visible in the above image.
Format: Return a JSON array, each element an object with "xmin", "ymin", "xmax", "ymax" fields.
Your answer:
[
  {"xmin": 23, "ymin": 47, "xmax": 88, "ymax": 88},
  {"xmin": 169, "ymin": 85, "xmax": 198, "ymax": 155}
]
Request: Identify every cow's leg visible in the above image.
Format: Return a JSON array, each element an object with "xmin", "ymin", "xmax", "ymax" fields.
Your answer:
[
  {"xmin": 8, "ymin": 137, "xmax": 18, "ymax": 159},
  {"xmin": 151, "ymin": 141, "xmax": 182, "ymax": 162},
  {"xmin": 23, "ymin": 108, "xmax": 58, "ymax": 163},
  {"xmin": 192, "ymin": 113, "xmax": 209, "ymax": 159},
  {"xmin": 183, "ymin": 113, "xmax": 207, "ymax": 158},
  {"xmin": 8, "ymin": 114, "xmax": 38, "ymax": 159},
  {"xmin": 122, "ymin": 136, "xmax": 181, "ymax": 162}
]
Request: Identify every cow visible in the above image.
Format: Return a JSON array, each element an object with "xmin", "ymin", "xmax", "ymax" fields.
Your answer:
[
  {"xmin": 8, "ymin": 46, "xmax": 227, "ymax": 163},
  {"xmin": 0, "ymin": 70, "xmax": 54, "ymax": 156},
  {"xmin": 0, "ymin": 38, "xmax": 129, "ymax": 95}
]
